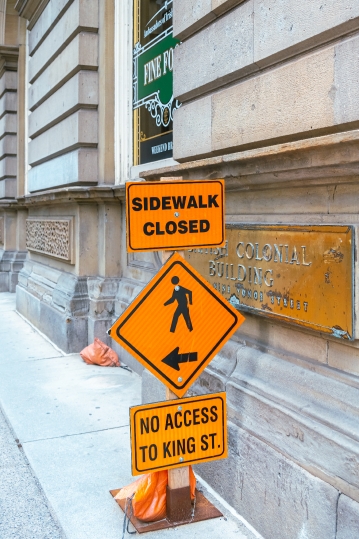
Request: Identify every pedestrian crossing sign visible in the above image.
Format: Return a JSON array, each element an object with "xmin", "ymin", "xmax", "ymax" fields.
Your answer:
[{"xmin": 108, "ymin": 253, "xmax": 245, "ymax": 397}]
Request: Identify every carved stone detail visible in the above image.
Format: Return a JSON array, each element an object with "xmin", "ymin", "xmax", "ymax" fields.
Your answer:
[
  {"xmin": 26, "ymin": 218, "xmax": 74, "ymax": 263},
  {"xmin": 0, "ymin": 216, "xmax": 3, "ymax": 244}
]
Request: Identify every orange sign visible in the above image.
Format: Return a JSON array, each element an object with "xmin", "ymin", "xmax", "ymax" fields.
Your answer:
[
  {"xmin": 109, "ymin": 253, "xmax": 245, "ymax": 397},
  {"xmin": 130, "ymin": 393, "xmax": 227, "ymax": 475},
  {"xmin": 126, "ymin": 179, "xmax": 225, "ymax": 252}
]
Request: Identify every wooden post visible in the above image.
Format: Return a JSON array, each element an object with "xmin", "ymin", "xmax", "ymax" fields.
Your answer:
[{"xmin": 160, "ymin": 177, "xmax": 192, "ymax": 522}]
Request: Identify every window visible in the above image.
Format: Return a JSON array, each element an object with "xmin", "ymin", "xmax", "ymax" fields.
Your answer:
[{"xmin": 133, "ymin": 0, "xmax": 180, "ymax": 165}]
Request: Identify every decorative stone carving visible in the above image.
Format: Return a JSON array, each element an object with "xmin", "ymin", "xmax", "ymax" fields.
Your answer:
[
  {"xmin": 0, "ymin": 215, "xmax": 3, "ymax": 244},
  {"xmin": 26, "ymin": 217, "xmax": 74, "ymax": 263}
]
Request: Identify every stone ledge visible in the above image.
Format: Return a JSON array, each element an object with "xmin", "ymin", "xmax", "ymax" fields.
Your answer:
[
  {"xmin": 0, "ymin": 46, "xmax": 19, "ymax": 77},
  {"xmin": 15, "ymin": 0, "xmax": 49, "ymax": 28},
  {"xmin": 139, "ymin": 129, "xmax": 359, "ymax": 188},
  {"xmin": 16, "ymin": 185, "xmax": 125, "ymax": 207}
]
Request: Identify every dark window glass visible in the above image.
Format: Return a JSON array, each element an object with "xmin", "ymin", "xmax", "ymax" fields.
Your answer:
[{"xmin": 133, "ymin": 0, "xmax": 180, "ymax": 165}]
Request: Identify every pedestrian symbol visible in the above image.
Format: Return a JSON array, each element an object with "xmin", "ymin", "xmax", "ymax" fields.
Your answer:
[
  {"xmin": 108, "ymin": 253, "xmax": 245, "ymax": 397},
  {"xmin": 164, "ymin": 276, "xmax": 193, "ymax": 333}
]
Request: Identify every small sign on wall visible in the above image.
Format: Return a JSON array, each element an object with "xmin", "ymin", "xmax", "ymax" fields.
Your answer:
[{"xmin": 186, "ymin": 224, "xmax": 354, "ymax": 340}]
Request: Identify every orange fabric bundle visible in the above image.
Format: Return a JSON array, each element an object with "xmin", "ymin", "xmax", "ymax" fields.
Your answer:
[
  {"xmin": 80, "ymin": 338, "xmax": 120, "ymax": 367},
  {"xmin": 116, "ymin": 467, "xmax": 196, "ymax": 522}
]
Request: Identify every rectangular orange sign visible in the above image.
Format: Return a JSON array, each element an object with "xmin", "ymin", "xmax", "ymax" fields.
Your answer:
[
  {"xmin": 126, "ymin": 179, "xmax": 225, "ymax": 252},
  {"xmin": 108, "ymin": 254, "xmax": 245, "ymax": 397},
  {"xmin": 130, "ymin": 393, "xmax": 227, "ymax": 475}
]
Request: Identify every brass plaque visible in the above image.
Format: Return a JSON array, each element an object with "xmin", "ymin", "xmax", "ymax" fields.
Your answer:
[{"xmin": 185, "ymin": 225, "xmax": 354, "ymax": 340}]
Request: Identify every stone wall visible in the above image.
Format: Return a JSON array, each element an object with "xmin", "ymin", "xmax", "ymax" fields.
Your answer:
[
  {"xmin": 173, "ymin": 0, "xmax": 359, "ymax": 161},
  {"xmin": 138, "ymin": 1, "xmax": 359, "ymax": 537},
  {"xmin": 26, "ymin": 0, "xmax": 99, "ymax": 192},
  {"xmin": 0, "ymin": 4, "xmax": 27, "ymax": 292}
]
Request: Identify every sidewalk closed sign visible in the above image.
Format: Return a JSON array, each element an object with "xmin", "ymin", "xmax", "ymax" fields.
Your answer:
[
  {"xmin": 130, "ymin": 393, "xmax": 227, "ymax": 475},
  {"xmin": 126, "ymin": 179, "xmax": 225, "ymax": 252}
]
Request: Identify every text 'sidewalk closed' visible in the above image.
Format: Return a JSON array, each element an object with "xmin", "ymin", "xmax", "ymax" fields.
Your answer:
[{"xmin": 126, "ymin": 179, "xmax": 225, "ymax": 251}]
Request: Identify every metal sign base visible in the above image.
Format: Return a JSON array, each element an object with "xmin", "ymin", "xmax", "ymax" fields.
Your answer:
[{"xmin": 110, "ymin": 488, "xmax": 223, "ymax": 534}]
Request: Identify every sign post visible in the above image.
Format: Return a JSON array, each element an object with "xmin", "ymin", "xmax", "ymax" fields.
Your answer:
[{"xmin": 109, "ymin": 177, "xmax": 245, "ymax": 531}]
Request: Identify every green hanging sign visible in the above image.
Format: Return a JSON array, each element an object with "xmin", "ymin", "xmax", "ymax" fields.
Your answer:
[{"xmin": 133, "ymin": 15, "xmax": 180, "ymax": 130}]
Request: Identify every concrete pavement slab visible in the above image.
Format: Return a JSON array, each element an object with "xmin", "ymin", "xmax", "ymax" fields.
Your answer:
[
  {"xmin": 0, "ymin": 355, "xmax": 139, "ymax": 442},
  {"xmin": 23, "ymin": 426, "xmax": 253, "ymax": 539},
  {"xmin": 0, "ymin": 312, "xmax": 63, "ymax": 361},
  {"xmin": 0, "ymin": 292, "xmax": 260, "ymax": 539},
  {"xmin": 0, "ymin": 291, "xmax": 17, "ymax": 312},
  {"xmin": 0, "ymin": 408, "xmax": 65, "ymax": 539}
]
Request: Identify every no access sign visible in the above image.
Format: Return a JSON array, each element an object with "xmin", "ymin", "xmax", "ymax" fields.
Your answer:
[
  {"xmin": 109, "ymin": 253, "xmax": 244, "ymax": 397},
  {"xmin": 130, "ymin": 393, "xmax": 227, "ymax": 475},
  {"xmin": 126, "ymin": 179, "xmax": 225, "ymax": 252}
]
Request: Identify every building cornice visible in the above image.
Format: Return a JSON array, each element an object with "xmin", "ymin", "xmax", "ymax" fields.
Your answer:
[
  {"xmin": 0, "ymin": 46, "xmax": 19, "ymax": 76},
  {"xmin": 16, "ymin": 185, "xmax": 126, "ymax": 207},
  {"xmin": 15, "ymin": 0, "xmax": 49, "ymax": 28},
  {"xmin": 139, "ymin": 129, "xmax": 359, "ymax": 191}
]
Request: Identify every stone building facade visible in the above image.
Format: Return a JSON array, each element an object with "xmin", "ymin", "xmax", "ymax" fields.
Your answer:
[{"xmin": 0, "ymin": 1, "xmax": 359, "ymax": 538}]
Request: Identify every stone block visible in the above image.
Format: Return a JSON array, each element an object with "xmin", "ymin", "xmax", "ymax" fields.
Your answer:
[
  {"xmin": 111, "ymin": 340, "xmax": 145, "ymax": 376},
  {"xmin": 40, "ymin": 300, "xmax": 88, "ymax": 353},
  {"xmin": 29, "ymin": 0, "xmax": 74, "ymax": 54},
  {"xmin": 235, "ymin": 311, "xmax": 328, "ymax": 364},
  {"xmin": 174, "ymin": 0, "xmax": 255, "ymax": 102},
  {"xmin": 17, "ymin": 276, "xmax": 88, "ymax": 354},
  {"xmin": 29, "ymin": 0, "xmax": 99, "ymax": 83},
  {"xmin": 0, "ymin": 134, "xmax": 17, "ymax": 157},
  {"xmin": 173, "ymin": 96, "xmax": 211, "ymax": 161},
  {"xmin": 27, "ymin": 148, "xmax": 98, "ymax": 192},
  {"xmin": 212, "ymin": 45, "xmax": 335, "ymax": 154},
  {"xmin": 337, "ymin": 494, "xmax": 359, "ymax": 539},
  {"xmin": 0, "ymin": 157, "xmax": 16, "ymax": 180},
  {"xmin": 334, "ymin": 34, "xmax": 359, "ymax": 125},
  {"xmin": 212, "ymin": 0, "xmax": 246, "ymax": 15},
  {"xmin": 29, "ymin": 71, "xmax": 98, "ymax": 138},
  {"xmin": 16, "ymin": 282, "xmax": 41, "ymax": 329},
  {"xmin": 0, "ymin": 178, "xmax": 16, "ymax": 198},
  {"xmin": 87, "ymin": 276, "xmax": 120, "ymax": 346},
  {"xmin": 0, "ymin": 71, "xmax": 17, "ymax": 97},
  {"xmin": 0, "ymin": 113, "xmax": 16, "ymax": 137},
  {"xmin": 328, "ymin": 340, "xmax": 359, "ymax": 376},
  {"xmin": 226, "ymin": 182, "xmax": 329, "ymax": 216},
  {"xmin": 190, "ymin": 339, "xmax": 241, "ymax": 396},
  {"xmin": 115, "ymin": 278, "xmax": 146, "ymax": 318},
  {"xmin": 28, "ymin": 109, "xmax": 97, "ymax": 166},
  {"xmin": 226, "ymin": 346, "xmax": 359, "ymax": 491},
  {"xmin": 254, "ymin": 0, "xmax": 359, "ymax": 67},
  {"xmin": 87, "ymin": 318, "xmax": 112, "ymax": 347},
  {"xmin": 0, "ymin": 92, "xmax": 17, "ymax": 116},
  {"xmin": 8, "ymin": 271, "xmax": 19, "ymax": 293},
  {"xmin": 173, "ymin": 0, "xmax": 215, "ymax": 41},
  {"xmin": 174, "ymin": 0, "xmax": 247, "ymax": 40},
  {"xmin": 0, "ymin": 272, "xmax": 9, "ymax": 291},
  {"xmin": 29, "ymin": 32, "xmax": 98, "ymax": 111},
  {"xmin": 196, "ymin": 422, "xmax": 338, "ymax": 539},
  {"xmin": 51, "ymin": 273, "xmax": 88, "ymax": 315},
  {"xmin": 142, "ymin": 370, "xmax": 167, "ymax": 404}
]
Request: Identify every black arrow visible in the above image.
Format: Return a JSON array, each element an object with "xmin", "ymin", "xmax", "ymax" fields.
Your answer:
[{"xmin": 162, "ymin": 347, "xmax": 198, "ymax": 371}]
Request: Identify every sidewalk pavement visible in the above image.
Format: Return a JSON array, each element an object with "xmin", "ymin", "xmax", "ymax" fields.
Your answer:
[{"xmin": 0, "ymin": 292, "xmax": 260, "ymax": 539}]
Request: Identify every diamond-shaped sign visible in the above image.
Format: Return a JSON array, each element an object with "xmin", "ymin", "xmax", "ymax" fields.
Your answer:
[{"xmin": 109, "ymin": 253, "xmax": 245, "ymax": 397}]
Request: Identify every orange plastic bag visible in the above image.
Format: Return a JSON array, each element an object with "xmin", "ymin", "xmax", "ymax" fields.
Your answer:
[
  {"xmin": 80, "ymin": 338, "xmax": 120, "ymax": 367},
  {"xmin": 115, "ymin": 467, "xmax": 196, "ymax": 523}
]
